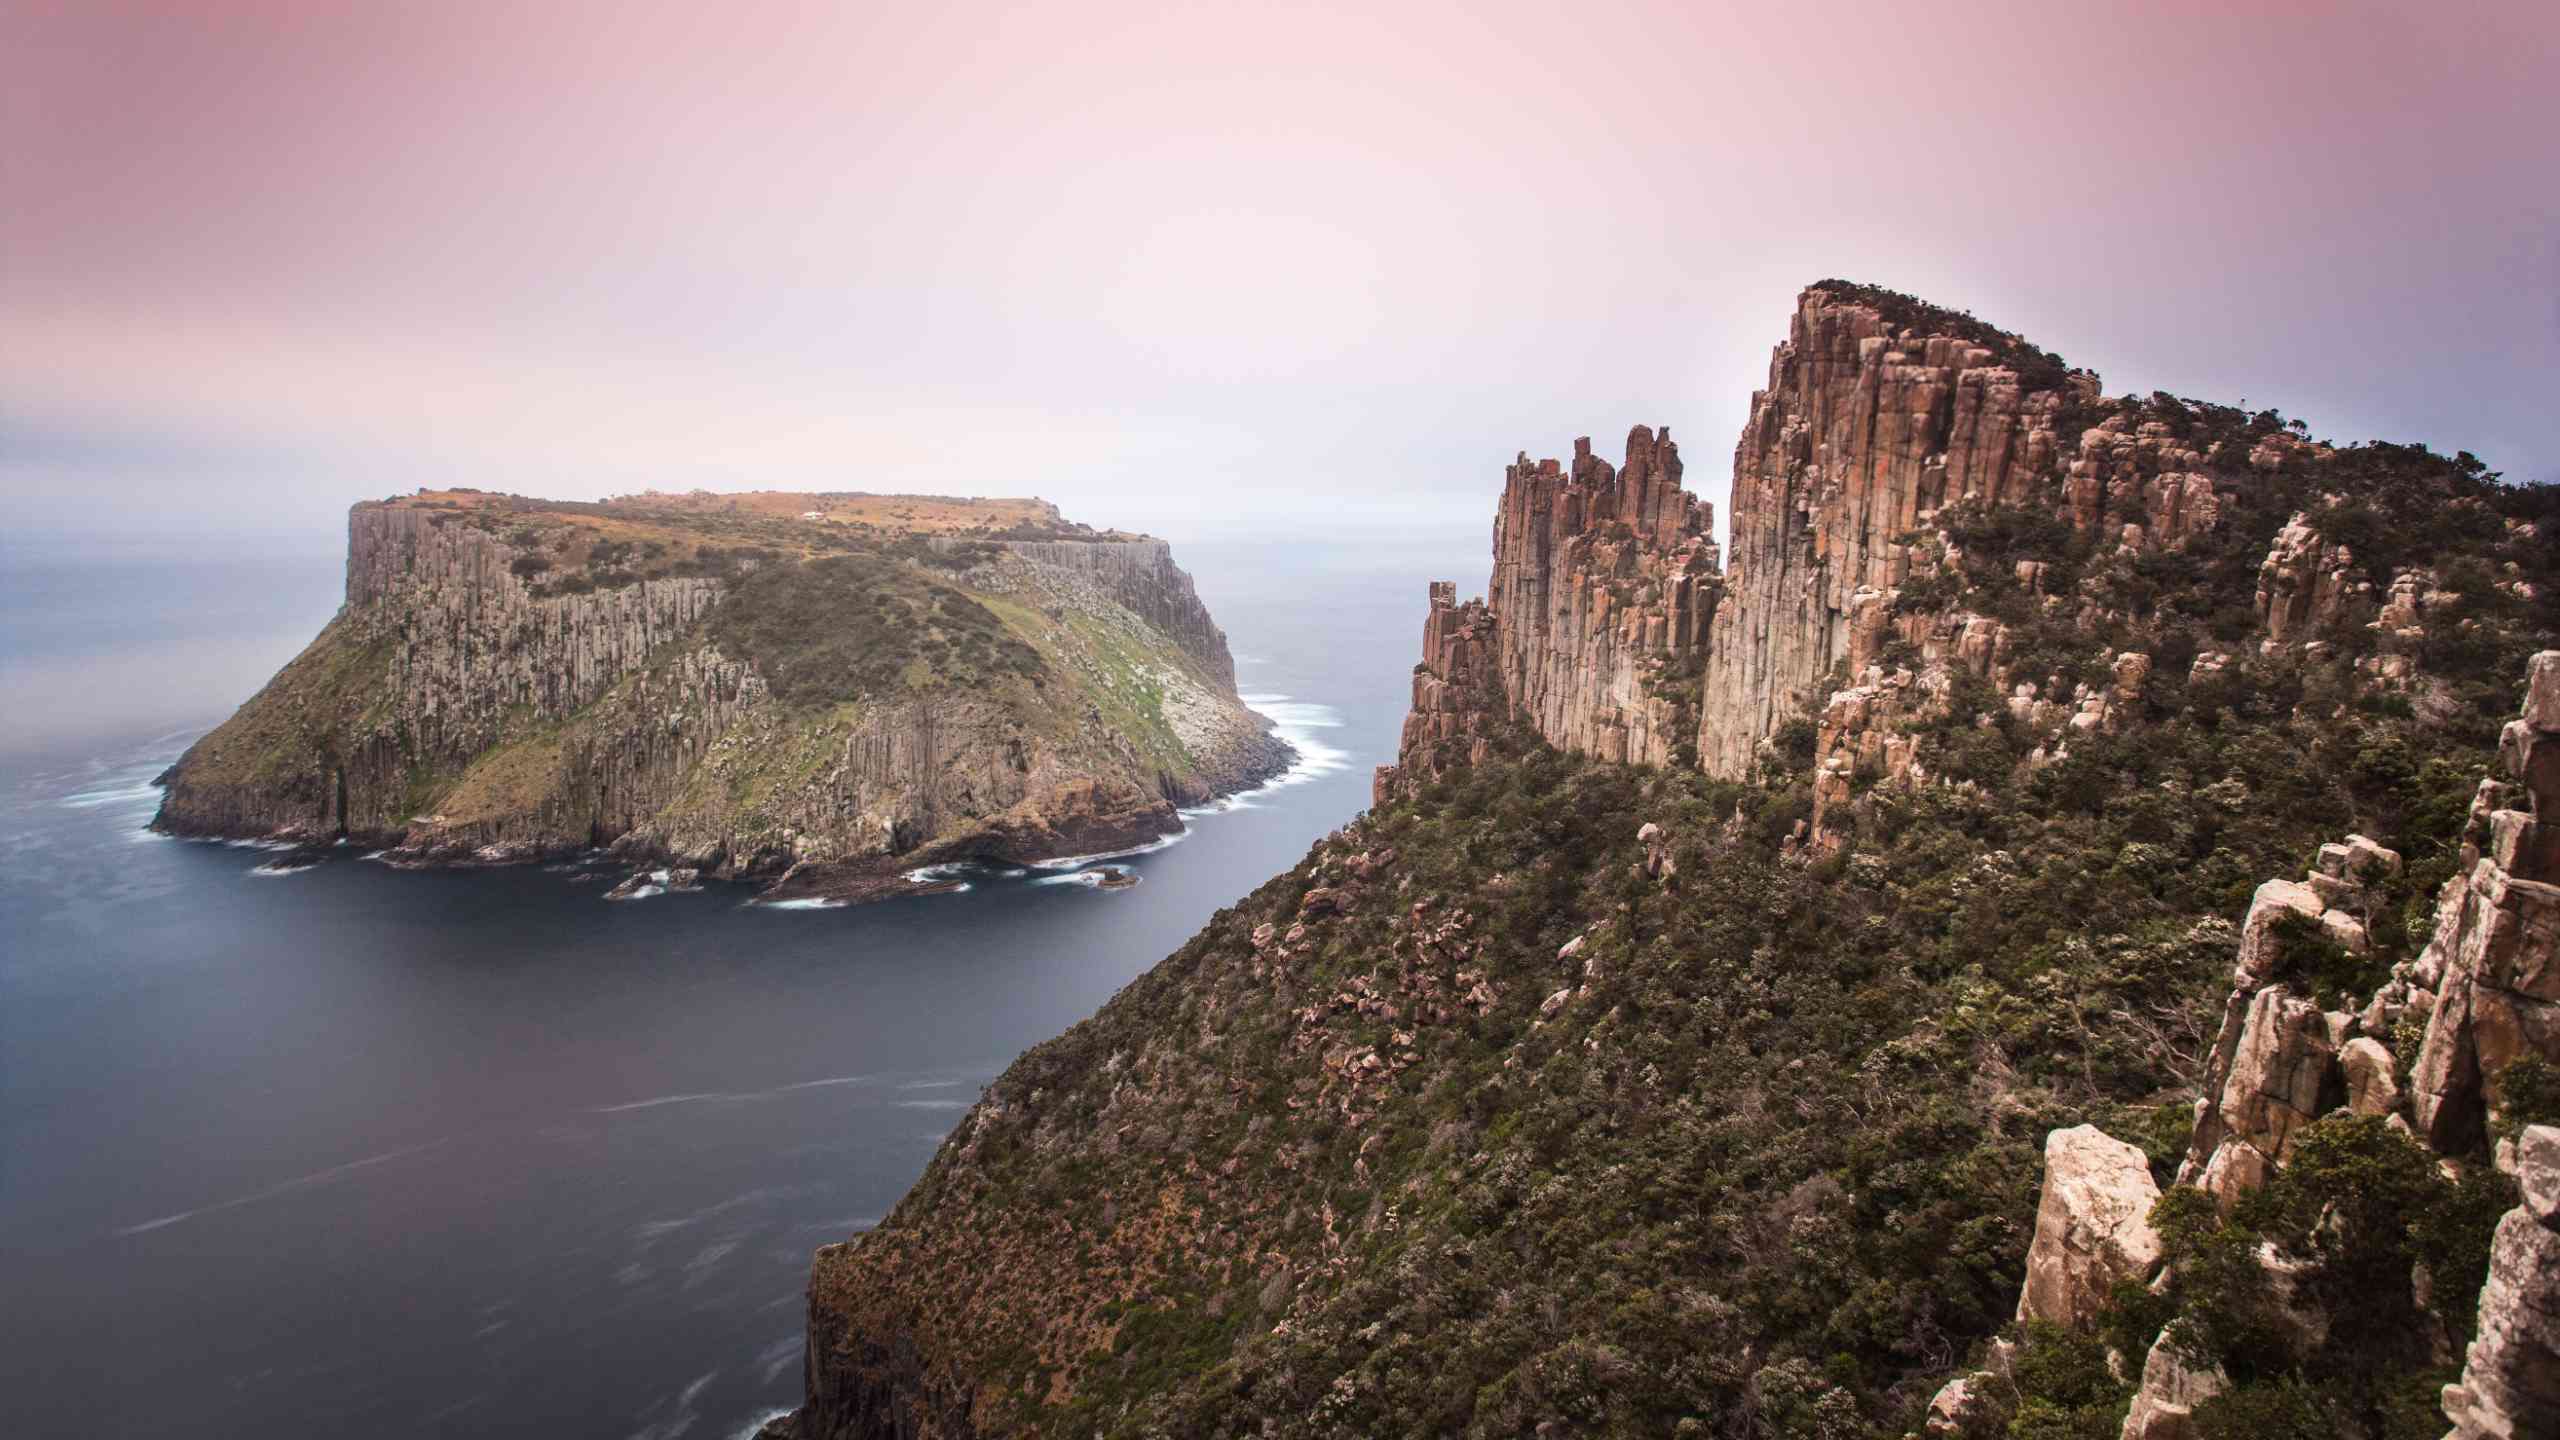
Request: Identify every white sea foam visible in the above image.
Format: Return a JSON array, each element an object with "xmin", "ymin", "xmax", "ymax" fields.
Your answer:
[
  {"xmin": 732, "ymin": 1410, "xmax": 795, "ymax": 1440},
  {"xmin": 113, "ymin": 1140, "xmax": 445, "ymax": 1237},
  {"xmin": 1033, "ymin": 868, "xmax": 1140, "ymax": 890},
  {"xmin": 593, "ymin": 1092, "xmax": 729, "ymax": 1114},
  {"xmin": 58, "ymin": 780, "xmax": 162, "ymax": 811},
  {"xmin": 248, "ymin": 858, "xmax": 319, "ymax": 878},
  {"xmin": 750, "ymin": 896, "xmax": 845, "ymax": 910},
  {"xmin": 1027, "ymin": 828, "xmax": 1189, "ymax": 871},
  {"xmin": 1237, "ymin": 693, "xmax": 1351, "ymax": 791},
  {"xmin": 597, "ymin": 1074, "xmax": 880, "ymax": 1115}
]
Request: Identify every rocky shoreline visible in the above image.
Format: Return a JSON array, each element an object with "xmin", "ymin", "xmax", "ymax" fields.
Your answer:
[{"xmin": 153, "ymin": 717, "xmax": 1293, "ymax": 906}]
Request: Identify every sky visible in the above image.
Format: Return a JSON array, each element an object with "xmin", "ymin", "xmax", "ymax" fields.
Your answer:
[{"xmin": 5, "ymin": 0, "xmax": 2556, "ymax": 546}]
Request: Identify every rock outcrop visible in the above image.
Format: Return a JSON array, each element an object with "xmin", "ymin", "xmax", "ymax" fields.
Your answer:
[
  {"xmin": 2253, "ymin": 511, "xmax": 2365, "ymax": 649},
  {"xmin": 2016, "ymin": 1125, "xmax": 2163, "ymax": 1330},
  {"xmin": 2118, "ymin": 1331, "xmax": 2227, "ymax": 1440},
  {"xmin": 1376, "ymin": 427, "xmax": 1719, "ymax": 788},
  {"xmin": 994, "ymin": 538, "xmax": 1239, "ymax": 689},
  {"xmin": 2412, "ymin": 652, "xmax": 2560, "ymax": 1150},
  {"xmin": 1373, "ymin": 582, "xmax": 1503, "ymax": 803},
  {"xmin": 2442, "ymin": 1124, "xmax": 2560, "ymax": 1440},
  {"xmin": 1698, "ymin": 288, "xmax": 2093, "ymax": 777},
  {"xmin": 155, "ymin": 491, "xmax": 1288, "ymax": 898},
  {"xmin": 1486, "ymin": 428, "xmax": 1719, "ymax": 766}
]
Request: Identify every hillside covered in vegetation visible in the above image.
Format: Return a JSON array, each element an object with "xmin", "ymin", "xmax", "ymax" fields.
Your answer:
[{"xmin": 770, "ymin": 284, "xmax": 2560, "ymax": 1438}]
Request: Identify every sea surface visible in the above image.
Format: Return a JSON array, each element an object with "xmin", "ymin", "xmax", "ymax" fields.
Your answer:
[{"xmin": 0, "ymin": 531, "xmax": 1476, "ymax": 1439}]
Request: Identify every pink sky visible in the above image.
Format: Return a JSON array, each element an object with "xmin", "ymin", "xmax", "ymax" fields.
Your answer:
[{"xmin": 6, "ymin": 0, "xmax": 2555, "ymax": 540}]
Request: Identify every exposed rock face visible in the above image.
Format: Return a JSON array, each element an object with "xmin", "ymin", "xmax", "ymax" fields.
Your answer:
[
  {"xmin": 995, "ymin": 538, "xmax": 1238, "ymax": 690},
  {"xmin": 2253, "ymin": 511, "xmax": 2364, "ymax": 649},
  {"xmin": 2118, "ymin": 1331, "xmax": 2226, "ymax": 1440},
  {"xmin": 160, "ymin": 504, "xmax": 730, "ymax": 841},
  {"xmin": 2413, "ymin": 652, "xmax": 2560, "ymax": 1150},
  {"xmin": 2016, "ymin": 1124, "xmax": 2163, "ymax": 1330},
  {"xmin": 1373, "ymin": 427, "xmax": 1718, "ymax": 789},
  {"xmin": 1487, "ymin": 428, "xmax": 1719, "ymax": 766},
  {"xmin": 2441, "ymin": 1125, "xmax": 2560, "ymax": 1440},
  {"xmin": 1698, "ymin": 289, "xmax": 2077, "ymax": 777},
  {"xmin": 154, "ymin": 494, "xmax": 1287, "ymax": 896},
  {"xmin": 1373, "ymin": 582, "xmax": 1504, "ymax": 803}
]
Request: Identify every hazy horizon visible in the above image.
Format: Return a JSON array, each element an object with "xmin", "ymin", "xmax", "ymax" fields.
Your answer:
[{"xmin": 7, "ymin": 0, "xmax": 2556, "ymax": 546}]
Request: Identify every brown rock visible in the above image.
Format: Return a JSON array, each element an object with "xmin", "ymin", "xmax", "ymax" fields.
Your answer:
[{"xmin": 2018, "ymin": 1125, "xmax": 2163, "ymax": 1329}]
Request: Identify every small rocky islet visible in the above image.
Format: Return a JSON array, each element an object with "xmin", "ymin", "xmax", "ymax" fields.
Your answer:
[{"xmin": 151, "ymin": 489, "xmax": 1291, "ymax": 903}]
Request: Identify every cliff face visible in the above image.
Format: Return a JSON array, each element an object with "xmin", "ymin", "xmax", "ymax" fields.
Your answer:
[
  {"xmin": 1489, "ymin": 428, "xmax": 1719, "ymax": 766},
  {"xmin": 994, "ymin": 538, "xmax": 1239, "ymax": 691},
  {"xmin": 155, "ymin": 491, "xmax": 1287, "ymax": 894},
  {"xmin": 778, "ymin": 281, "xmax": 2560, "ymax": 1440},
  {"xmin": 1697, "ymin": 292, "xmax": 2077, "ymax": 775}
]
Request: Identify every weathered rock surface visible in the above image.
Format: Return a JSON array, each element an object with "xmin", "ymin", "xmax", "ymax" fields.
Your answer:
[
  {"xmin": 2118, "ymin": 1331, "xmax": 2226, "ymax": 1440},
  {"xmin": 993, "ymin": 538, "xmax": 1239, "ymax": 690},
  {"xmin": 1487, "ymin": 428, "xmax": 1719, "ymax": 766},
  {"xmin": 2414, "ymin": 653, "xmax": 2560, "ymax": 1149},
  {"xmin": 2017, "ymin": 1124, "xmax": 2163, "ymax": 1329},
  {"xmin": 2254, "ymin": 511, "xmax": 2365, "ymax": 649},
  {"xmin": 1373, "ymin": 582, "xmax": 1506, "ymax": 803},
  {"xmin": 2441, "ymin": 1125, "xmax": 2560, "ymax": 1440},
  {"xmin": 1700, "ymin": 288, "xmax": 2082, "ymax": 777}
]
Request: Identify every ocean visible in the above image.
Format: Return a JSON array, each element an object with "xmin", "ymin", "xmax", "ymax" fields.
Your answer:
[{"xmin": 0, "ymin": 531, "xmax": 1476, "ymax": 1438}]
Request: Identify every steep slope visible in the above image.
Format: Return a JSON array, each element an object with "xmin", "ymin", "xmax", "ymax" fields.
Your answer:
[
  {"xmin": 773, "ymin": 285, "xmax": 2559, "ymax": 1438},
  {"xmin": 154, "ymin": 490, "xmax": 1288, "ymax": 897}
]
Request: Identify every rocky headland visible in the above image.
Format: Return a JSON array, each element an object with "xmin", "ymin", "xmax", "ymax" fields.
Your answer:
[
  {"xmin": 152, "ymin": 489, "xmax": 1290, "ymax": 900},
  {"xmin": 770, "ymin": 281, "xmax": 2558, "ymax": 1437}
]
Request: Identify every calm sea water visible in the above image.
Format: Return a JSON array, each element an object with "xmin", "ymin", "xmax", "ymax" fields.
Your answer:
[{"xmin": 0, "ymin": 532, "xmax": 1475, "ymax": 1439}]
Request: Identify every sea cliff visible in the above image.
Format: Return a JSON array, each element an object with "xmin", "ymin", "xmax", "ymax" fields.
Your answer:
[
  {"xmin": 154, "ymin": 491, "xmax": 1289, "ymax": 899},
  {"xmin": 771, "ymin": 282, "xmax": 2560, "ymax": 1438}
]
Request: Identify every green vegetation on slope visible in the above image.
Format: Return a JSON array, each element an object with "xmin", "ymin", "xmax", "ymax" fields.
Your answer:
[
  {"xmin": 707, "ymin": 552, "xmax": 1049, "ymax": 706},
  {"xmin": 813, "ymin": 396, "xmax": 2559, "ymax": 1436}
]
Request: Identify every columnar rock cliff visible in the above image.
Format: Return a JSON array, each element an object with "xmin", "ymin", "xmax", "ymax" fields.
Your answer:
[
  {"xmin": 155, "ymin": 490, "xmax": 1288, "ymax": 897},
  {"xmin": 992, "ymin": 538, "xmax": 1239, "ymax": 690},
  {"xmin": 1487, "ymin": 428, "xmax": 1719, "ymax": 766},
  {"xmin": 774, "ymin": 283, "xmax": 2560, "ymax": 1439}
]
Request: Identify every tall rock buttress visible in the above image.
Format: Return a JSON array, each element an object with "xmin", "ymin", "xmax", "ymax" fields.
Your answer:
[
  {"xmin": 1699, "ymin": 288, "xmax": 2077, "ymax": 776},
  {"xmin": 1376, "ymin": 427, "xmax": 1720, "ymax": 791}
]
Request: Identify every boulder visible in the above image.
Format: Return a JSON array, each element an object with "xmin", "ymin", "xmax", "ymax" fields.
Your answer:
[
  {"xmin": 2017, "ymin": 1125, "xmax": 2164, "ymax": 1329},
  {"xmin": 1924, "ymin": 1374, "xmax": 1978, "ymax": 1436},
  {"xmin": 2341, "ymin": 1037, "xmax": 2402, "ymax": 1117},
  {"xmin": 2119, "ymin": 1330, "xmax": 2225, "ymax": 1440},
  {"xmin": 2234, "ymin": 879, "xmax": 2328, "ymax": 987}
]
